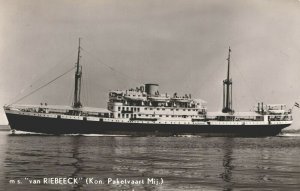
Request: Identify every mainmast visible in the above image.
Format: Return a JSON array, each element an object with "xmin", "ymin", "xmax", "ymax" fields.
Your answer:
[
  {"xmin": 73, "ymin": 38, "xmax": 82, "ymax": 108},
  {"xmin": 222, "ymin": 47, "xmax": 233, "ymax": 113}
]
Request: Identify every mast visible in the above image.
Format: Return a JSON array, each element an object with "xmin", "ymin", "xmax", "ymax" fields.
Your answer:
[
  {"xmin": 73, "ymin": 38, "xmax": 82, "ymax": 108},
  {"xmin": 222, "ymin": 47, "xmax": 233, "ymax": 113}
]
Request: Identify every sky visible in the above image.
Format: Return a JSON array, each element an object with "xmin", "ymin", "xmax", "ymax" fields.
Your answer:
[{"xmin": 0, "ymin": 0, "xmax": 300, "ymax": 129}]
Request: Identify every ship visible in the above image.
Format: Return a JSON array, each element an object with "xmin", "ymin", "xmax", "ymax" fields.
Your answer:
[{"xmin": 3, "ymin": 40, "xmax": 293, "ymax": 136}]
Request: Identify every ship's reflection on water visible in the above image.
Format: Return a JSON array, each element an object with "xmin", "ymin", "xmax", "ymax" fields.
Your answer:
[
  {"xmin": 221, "ymin": 138, "xmax": 234, "ymax": 191},
  {"xmin": 1, "ymin": 132, "xmax": 300, "ymax": 191},
  {"xmin": 70, "ymin": 137, "xmax": 84, "ymax": 190}
]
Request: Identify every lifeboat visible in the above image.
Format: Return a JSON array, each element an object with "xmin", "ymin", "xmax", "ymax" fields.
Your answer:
[
  {"xmin": 268, "ymin": 109, "xmax": 285, "ymax": 114},
  {"xmin": 124, "ymin": 95, "xmax": 147, "ymax": 101},
  {"xmin": 148, "ymin": 96, "xmax": 170, "ymax": 102},
  {"xmin": 171, "ymin": 97, "xmax": 192, "ymax": 103}
]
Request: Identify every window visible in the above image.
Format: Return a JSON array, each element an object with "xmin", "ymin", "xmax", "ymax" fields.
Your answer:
[
  {"xmin": 183, "ymin": 109, "xmax": 186, "ymax": 111},
  {"xmin": 118, "ymin": 107, "xmax": 121, "ymax": 111},
  {"xmin": 118, "ymin": 113, "xmax": 120, "ymax": 118},
  {"xmin": 150, "ymin": 108, "xmax": 153, "ymax": 110},
  {"xmin": 171, "ymin": 109, "xmax": 174, "ymax": 111},
  {"xmin": 166, "ymin": 115, "xmax": 169, "ymax": 117},
  {"xmin": 159, "ymin": 115, "xmax": 162, "ymax": 117},
  {"xmin": 188, "ymin": 109, "xmax": 191, "ymax": 111},
  {"xmin": 162, "ymin": 108, "xmax": 165, "ymax": 111},
  {"xmin": 157, "ymin": 108, "xmax": 160, "ymax": 110},
  {"xmin": 145, "ymin": 108, "xmax": 148, "ymax": 110},
  {"xmin": 137, "ymin": 108, "xmax": 140, "ymax": 112}
]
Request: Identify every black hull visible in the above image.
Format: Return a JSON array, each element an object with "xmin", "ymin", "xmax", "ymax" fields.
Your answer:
[{"xmin": 6, "ymin": 113, "xmax": 289, "ymax": 137}]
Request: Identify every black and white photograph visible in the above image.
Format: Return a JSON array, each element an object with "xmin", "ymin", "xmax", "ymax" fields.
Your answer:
[{"xmin": 0, "ymin": 0, "xmax": 300, "ymax": 190}]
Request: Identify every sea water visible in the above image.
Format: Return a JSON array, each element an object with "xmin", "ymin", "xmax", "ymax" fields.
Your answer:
[{"xmin": 0, "ymin": 128, "xmax": 299, "ymax": 190}]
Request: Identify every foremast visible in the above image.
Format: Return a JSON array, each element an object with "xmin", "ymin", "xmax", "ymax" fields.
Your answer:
[
  {"xmin": 73, "ymin": 38, "xmax": 82, "ymax": 108},
  {"xmin": 222, "ymin": 47, "xmax": 233, "ymax": 113}
]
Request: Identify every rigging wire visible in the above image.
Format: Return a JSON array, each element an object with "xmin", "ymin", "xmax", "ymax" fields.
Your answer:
[
  {"xmin": 80, "ymin": 55, "xmax": 92, "ymax": 107},
  {"xmin": 85, "ymin": 61, "xmax": 91, "ymax": 106},
  {"xmin": 8, "ymin": 49, "xmax": 78, "ymax": 104},
  {"xmin": 9, "ymin": 66, "xmax": 76, "ymax": 105},
  {"xmin": 231, "ymin": 60, "xmax": 259, "ymax": 104},
  {"xmin": 82, "ymin": 67, "xmax": 89, "ymax": 107},
  {"xmin": 195, "ymin": 59, "xmax": 225, "ymax": 96},
  {"xmin": 68, "ymin": 78, "xmax": 75, "ymax": 106},
  {"xmin": 195, "ymin": 50, "xmax": 259, "ymax": 110},
  {"xmin": 80, "ymin": 47, "xmax": 142, "ymax": 85},
  {"xmin": 8, "ymin": 39, "xmax": 144, "ymax": 107}
]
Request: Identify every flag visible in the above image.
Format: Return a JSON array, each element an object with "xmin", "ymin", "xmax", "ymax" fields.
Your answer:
[{"xmin": 295, "ymin": 102, "xmax": 300, "ymax": 108}]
